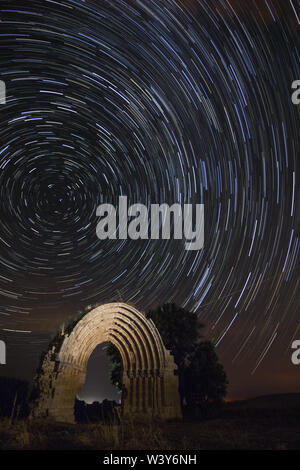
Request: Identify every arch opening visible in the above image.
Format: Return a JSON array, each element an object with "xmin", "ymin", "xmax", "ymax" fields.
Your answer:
[{"xmin": 75, "ymin": 342, "xmax": 121, "ymax": 423}]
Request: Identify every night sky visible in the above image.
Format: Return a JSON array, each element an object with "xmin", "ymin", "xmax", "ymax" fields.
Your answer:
[{"xmin": 0, "ymin": 0, "xmax": 299, "ymax": 402}]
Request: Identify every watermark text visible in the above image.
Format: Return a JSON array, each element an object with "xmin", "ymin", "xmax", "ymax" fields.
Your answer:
[
  {"xmin": 96, "ymin": 197, "xmax": 204, "ymax": 250},
  {"xmin": 0, "ymin": 80, "xmax": 6, "ymax": 104},
  {"xmin": 0, "ymin": 340, "xmax": 6, "ymax": 365},
  {"xmin": 291, "ymin": 80, "xmax": 300, "ymax": 104},
  {"xmin": 291, "ymin": 340, "xmax": 300, "ymax": 365}
]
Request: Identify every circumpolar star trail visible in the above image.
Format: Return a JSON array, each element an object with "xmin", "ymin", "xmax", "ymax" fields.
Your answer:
[{"xmin": 0, "ymin": 0, "xmax": 299, "ymax": 396}]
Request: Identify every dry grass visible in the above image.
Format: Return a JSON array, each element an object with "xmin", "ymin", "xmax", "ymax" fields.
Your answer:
[
  {"xmin": 0, "ymin": 416, "xmax": 171, "ymax": 450},
  {"xmin": 0, "ymin": 406, "xmax": 300, "ymax": 450}
]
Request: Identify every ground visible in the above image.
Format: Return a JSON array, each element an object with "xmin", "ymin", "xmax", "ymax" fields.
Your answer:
[{"xmin": 0, "ymin": 394, "xmax": 299, "ymax": 450}]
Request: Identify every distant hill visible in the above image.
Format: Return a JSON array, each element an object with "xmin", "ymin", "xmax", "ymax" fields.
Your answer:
[{"xmin": 230, "ymin": 393, "xmax": 300, "ymax": 409}]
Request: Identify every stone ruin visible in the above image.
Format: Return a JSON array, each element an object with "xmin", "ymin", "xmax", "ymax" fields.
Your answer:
[{"xmin": 30, "ymin": 302, "xmax": 182, "ymax": 423}]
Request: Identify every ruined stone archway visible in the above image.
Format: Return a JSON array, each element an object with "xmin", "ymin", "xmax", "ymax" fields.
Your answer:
[{"xmin": 31, "ymin": 303, "xmax": 182, "ymax": 423}]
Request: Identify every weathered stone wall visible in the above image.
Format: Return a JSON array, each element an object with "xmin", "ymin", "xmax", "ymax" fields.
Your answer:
[{"xmin": 31, "ymin": 303, "xmax": 182, "ymax": 423}]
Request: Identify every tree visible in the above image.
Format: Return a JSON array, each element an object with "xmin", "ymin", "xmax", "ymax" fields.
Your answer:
[
  {"xmin": 106, "ymin": 303, "xmax": 228, "ymax": 406},
  {"xmin": 105, "ymin": 342, "xmax": 123, "ymax": 391},
  {"xmin": 183, "ymin": 341, "xmax": 228, "ymax": 406},
  {"xmin": 146, "ymin": 303, "xmax": 203, "ymax": 370}
]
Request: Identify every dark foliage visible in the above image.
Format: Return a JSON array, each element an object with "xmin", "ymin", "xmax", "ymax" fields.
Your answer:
[
  {"xmin": 105, "ymin": 342, "xmax": 123, "ymax": 391},
  {"xmin": 0, "ymin": 376, "xmax": 30, "ymax": 419},
  {"xmin": 183, "ymin": 341, "xmax": 228, "ymax": 406},
  {"xmin": 146, "ymin": 303, "xmax": 203, "ymax": 369},
  {"xmin": 74, "ymin": 398, "xmax": 120, "ymax": 423}
]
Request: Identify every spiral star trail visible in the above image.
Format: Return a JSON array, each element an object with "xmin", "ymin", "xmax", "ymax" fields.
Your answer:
[{"xmin": 0, "ymin": 0, "xmax": 299, "ymax": 398}]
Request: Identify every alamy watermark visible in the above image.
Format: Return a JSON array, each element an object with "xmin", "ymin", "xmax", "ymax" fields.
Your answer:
[
  {"xmin": 96, "ymin": 196, "xmax": 204, "ymax": 250},
  {"xmin": 291, "ymin": 340, "xmax": 300, "ymax": 365},
  {"xmin": 291, "ymin": 80, "xmax": 300, "ymax": 105},
  {"xmin": 0, "ymin": 80, "xmax": 6, "ymax": 104},
  {"xmin": 0, "ymin": 340, "xmax": 6, "ymax": 365}
]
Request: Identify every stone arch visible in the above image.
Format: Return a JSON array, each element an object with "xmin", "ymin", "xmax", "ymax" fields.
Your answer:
[{"xmin": 30, "ymin": 303, "xmax": 182, "ymax": 423}]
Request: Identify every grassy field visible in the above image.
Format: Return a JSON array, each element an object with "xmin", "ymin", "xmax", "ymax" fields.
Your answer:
[{"xmin": 0, "ymin": 394, "xmax": 300, "ymax": 450}]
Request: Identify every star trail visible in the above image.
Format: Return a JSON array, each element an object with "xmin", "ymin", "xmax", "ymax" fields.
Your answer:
[{"xmin": 0, "ymin": 0, "xmax": 299, "ymax": 398}]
